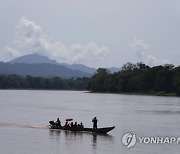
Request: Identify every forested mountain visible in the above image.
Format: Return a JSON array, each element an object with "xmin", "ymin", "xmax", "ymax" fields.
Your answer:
[
  {"xmin": 0, "ymin": 62, "xmax": 91, "ymax": 78},
  {"xmin": 0, "ymin": 54, "xmax": 122, "ymax": 79},
  {"xmin": 10, "ymin": 53, "xmax": 58, "ymax": 64},
  {"xmin": 8, "ymin": 53, "xmax": 119, "ymax": 74},
  {"xmin": 9, "ymin": 53, "xmax": 96, "ymax": 74}
]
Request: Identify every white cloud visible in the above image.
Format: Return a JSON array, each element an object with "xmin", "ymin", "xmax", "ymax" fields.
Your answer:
[
  {"xmin": 146, "ymin": 55, "xmax": 158, "ymax": 66},
  {"xmin": 16, "ymin": 16, "xmax": 42, "ymax": 38},
  {"xmin": 130, "ymin": 37, "xmax": 171, "ymax": 66},
  {"xmin": 130, "ymin": 37, "xmax": 149, "ymax": 60},
  {"xmin": 2, "ymin": 16, "xmax": 109, "ymax": 63},
  {"xmin": 146, "ymin": 55, "xmax": 170, "ymax": 66},
  {"xmin": 130, "ymin": 37, "xmax": 149, "ymax": 50},
  {"xmin": 2, "ymin": 47, "xmax": 20, "ymax": 60}
]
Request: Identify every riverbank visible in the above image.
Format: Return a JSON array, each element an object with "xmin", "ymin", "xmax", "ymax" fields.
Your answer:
[
  {"xmin": 87, "ymin": 91, "xmax": 179, "ymax": 97},
  {"xmin": 0, "ymin": 88, "xmax": 179, "ymax": 97}
]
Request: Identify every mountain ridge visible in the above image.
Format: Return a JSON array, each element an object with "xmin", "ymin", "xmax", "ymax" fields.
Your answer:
[
  {"xmin": 10, "ymin": 53, "xmax": 58, "ymax": 65},
  {"xmin": 3, "ymin": 53, "xmax": 121, "ymax": 78},
  {"xmin": 0, "ymin": 62, "xmax": 91, "ymax": 78},
  {"xmin": 9, "ymin": 53, "xmax": 96, "ymax": 74},
  {"xmin": 9, "ymin": 53, "xmax": 121, "ymax": 73}
]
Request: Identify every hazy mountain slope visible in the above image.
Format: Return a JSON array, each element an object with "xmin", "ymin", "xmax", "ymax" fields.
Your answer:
[
  {"xmin": 6, "ymin": 53, "xmax": 120, "ymax": 77},
  {"xmin": 0, "ymin": 62, "xmax": 91, "ymax": 78},
  {"xmin": 65, "ymin": 63, "xmax": 96, "ymax": 74},
  {"xmin": 9, "ymin": 53, "xmax": 96, "ymax": 74},
  {"xmin": 10, "ymin": 53, "xmax": 58, "ymax": 64}
]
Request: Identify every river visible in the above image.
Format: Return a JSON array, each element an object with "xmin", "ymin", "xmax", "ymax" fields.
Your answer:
[{"xmin": 0, "ymin": 90, "xmax": 180, "ymax": 154}]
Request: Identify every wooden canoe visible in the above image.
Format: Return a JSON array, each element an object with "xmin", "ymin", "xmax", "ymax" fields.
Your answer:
[{"xmin": 49, "ymin": 121, "xmax": 115, "ymax": 134}]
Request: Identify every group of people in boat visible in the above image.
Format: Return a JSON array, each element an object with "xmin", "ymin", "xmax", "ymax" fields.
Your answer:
[
  {"xmin": 64, "ymin": 121, "xmax": 84, "ymax": 128},
  {"xmin": 52, "ymin": 116, "xmax": 98, "ymax": 129},
  {"xmin": 53, "ymin": 118, "xmax": 84, "ymax": 128}
]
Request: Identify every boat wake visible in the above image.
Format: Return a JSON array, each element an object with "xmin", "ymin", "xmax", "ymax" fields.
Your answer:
[{"xmin": 0, "ymin": 122, "xmax": 48, "ymax": 129}]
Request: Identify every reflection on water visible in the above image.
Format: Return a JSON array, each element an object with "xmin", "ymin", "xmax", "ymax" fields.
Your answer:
[
  {"xmin": 92, "ymin": 134, "xmax": 97, "ymax": 148},
  {"xmin": 91, "ymin": 134, "xmax": 114, "ymax": 152},
  {"xmin": 49, "ymin": 129, "xmax": 114, "ymax": 153},
  {"xmin": 49, "ymin": 129, "xmax": 61, "ymax": 137}
]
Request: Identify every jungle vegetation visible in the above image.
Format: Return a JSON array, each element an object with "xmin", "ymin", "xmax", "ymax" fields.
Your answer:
[{"xmin": 87, "ymin": 62, "xmax": 180, "ymax": 96}]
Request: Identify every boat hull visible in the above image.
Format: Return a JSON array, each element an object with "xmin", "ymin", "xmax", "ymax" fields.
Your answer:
[{"xmin": 49, "ymin": 125, "xmax": 115, "ymax": 134}]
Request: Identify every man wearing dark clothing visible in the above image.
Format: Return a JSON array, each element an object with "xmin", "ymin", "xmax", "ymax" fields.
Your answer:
[
  {"xmin": 92, "ymin": 117, "xmax": 98, "ymax": 129},
  {"xmin": 55, "ymin": 118, "xmax": 61, "ymax": 126}
]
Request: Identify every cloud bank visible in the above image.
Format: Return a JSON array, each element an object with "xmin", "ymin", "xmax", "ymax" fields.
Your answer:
[
  {"xmin": 146, "ymin": 55, "xmax": 170, "ymax": 66},
  {"xmin": 130, "ymin": 37, "xmax": 170, "ymax": 66},
  {"xmin": 2, "ymin": 16, "xmax": 109, "ymax": 63},
  {"xmin": 130, "ymin": 37, "xmax": 149, "ymax": 60}
]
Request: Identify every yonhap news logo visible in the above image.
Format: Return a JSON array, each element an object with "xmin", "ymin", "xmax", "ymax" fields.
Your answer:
[
  {"xmin": 122, "ymin": 132, "xmax": 180, "ymax": 149},
  {"xmin": 122, "ymin": 132, "xmax": 137, "ymax": 148}
]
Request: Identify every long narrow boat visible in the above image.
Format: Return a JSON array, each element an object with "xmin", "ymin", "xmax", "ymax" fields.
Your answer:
[{"xmin": 49, "ymin": 121, "xmax": 115, "ymax": 134}]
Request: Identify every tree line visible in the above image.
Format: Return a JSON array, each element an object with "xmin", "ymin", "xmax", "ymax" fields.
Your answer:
[
  {"xmin": 87, "ymin": 62, "xmax": 180, "ymax": 96},
  {"xmin": 0, "ymin": 62, "xmax": 180, "ymax": 96},
  {"xmin": 0, "ymin": 74, "xmax": 90, "ymax": 90}
]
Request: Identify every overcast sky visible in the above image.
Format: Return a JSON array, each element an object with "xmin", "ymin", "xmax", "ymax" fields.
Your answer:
[{"xmin": 0, "ymin": 0, "xmax": 180, "ymax": 68}]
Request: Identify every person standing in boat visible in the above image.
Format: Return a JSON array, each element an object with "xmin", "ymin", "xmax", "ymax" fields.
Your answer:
[{"xmin": 92, "ymin": 117, "xmax": 98, "ymax": 129}]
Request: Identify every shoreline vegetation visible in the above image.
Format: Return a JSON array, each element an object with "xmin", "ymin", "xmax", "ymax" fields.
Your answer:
[
  {"xmin": 0, "ymin": 62, "xmax": 180, "ymax": 97},
  {"xmin": 87, "ymin": 91, "xmax": 177, "ymax": 97},
  {"xmin": 87, "ymin": 62, "xmax": 180, "ymax": 97},
  {"xmin": 0, "ymin": 75, "xmax": 90, "ymax": 90}
]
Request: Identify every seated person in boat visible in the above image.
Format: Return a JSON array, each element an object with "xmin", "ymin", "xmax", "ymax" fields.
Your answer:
[
  {"xmin": 55, "ymin": 118, "xmax": 61, "ymax": 126},
  {"xmin": 74, "ymin": 122, "xmax": 77, "ymax": 128},
  {"xmin": 78, "ymin": 122, "xmax": 84, "ymax": 128},
  {"xmin": 64, "ymin": 121, "xmax": 70, "ymax": 128},
  {"xmin": 70, "ymin": 122, "xmax": 74, "ymax": 128}
]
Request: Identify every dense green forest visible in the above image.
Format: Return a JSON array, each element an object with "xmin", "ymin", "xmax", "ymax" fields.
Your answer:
[
  {"xmin": 1, "ymin": 62, "xmax": 180, "ymax": 96},
  {"xmin": 87, "ymin": 62, "xmax": 180, "ymax": 96},
  {"xmin": 0, "ymin": 75, "xmax": 90, "ymax": 90}
]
